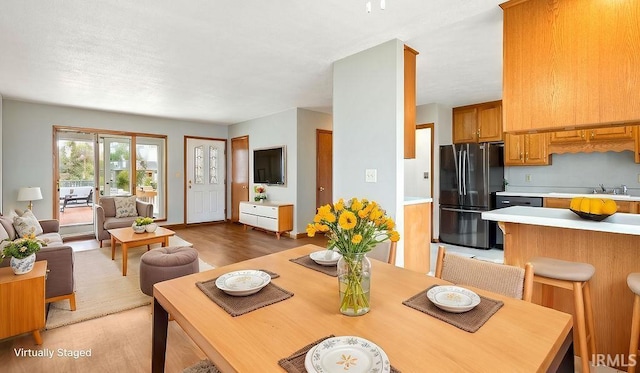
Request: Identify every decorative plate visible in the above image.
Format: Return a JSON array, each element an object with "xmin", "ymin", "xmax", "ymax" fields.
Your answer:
[
  {"xmin": 569, "ymin": 208, "xmax": 612, "ymax": 222},
  {"xmin": 215, "ymin": 270, "xmax": 271, "ymax": 296},
  {"xmin": 309, "ymin": 250, "xmax": 342, "ymax": 266},
  {"xmin": 305, "ymin": 336, "xmax": 391, "ymax": 373},
  {"xmin": 426, "ymin": 285, "xmax": 481, "ymax": 313}
]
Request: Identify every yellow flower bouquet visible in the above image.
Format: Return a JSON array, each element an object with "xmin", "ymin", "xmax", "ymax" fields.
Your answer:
[{"xmin": 307, "ymin": 197, "xmax": 399, "ymax": 315}]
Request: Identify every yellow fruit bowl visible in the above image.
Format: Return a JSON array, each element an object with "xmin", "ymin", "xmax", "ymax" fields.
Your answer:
[{"xmin": 569, "ymin": 208, "xmax": 612, "ymax": 222}]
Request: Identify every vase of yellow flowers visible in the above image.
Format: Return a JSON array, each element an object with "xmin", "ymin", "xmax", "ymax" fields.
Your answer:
[
  {"xmin": 307, "ymin": 197, "xmax": 399, "ymax": 316},
  {"xmin": 133, "ymin": 217, "xmax": 155, "ymax": 233},
  {"xmin": 1, "ymin": 234, "xmax": 46, "ymax": 275}
]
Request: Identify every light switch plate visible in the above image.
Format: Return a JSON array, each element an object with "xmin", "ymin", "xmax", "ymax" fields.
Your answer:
[{"xmin": 365, "ymin": 169, "xmax": 377, "ymax": 183}]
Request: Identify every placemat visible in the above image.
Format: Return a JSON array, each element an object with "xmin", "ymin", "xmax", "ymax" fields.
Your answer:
[
  {"xmin": 402, "ymin": 286, "xmax": 504, "ymax": 333},
  {"xmin": 278, "ymin": 335, "xmax": 401, "ymax": 373},
  {"xmin": 289, "ymin": 255, "xmax": 337, "ymax": 277},
  {"xmin": 258, "ymin": 269, "xmax": 280, "ymax": 279},
  {"xmin": 196, "ymin": 277, "xmax": 293, "ymax": 317}
]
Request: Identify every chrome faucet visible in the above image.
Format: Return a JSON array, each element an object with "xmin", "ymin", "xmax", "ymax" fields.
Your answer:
[
  {"xmin": 622, "ymin": 184, "xmax": 628, "ymax": 195},
  {"xmin": 600, "ymin": 184, "xmax": 606, "ymax": 193}
]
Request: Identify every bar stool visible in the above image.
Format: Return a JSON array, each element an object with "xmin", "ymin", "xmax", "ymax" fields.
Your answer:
[
  {"xmin": 629, "ymin": 273, "xmax": 640, "ymax": 373},
  {"xmin": 529, "ymin": 257, "xmax": 596, "ymax": 373}
]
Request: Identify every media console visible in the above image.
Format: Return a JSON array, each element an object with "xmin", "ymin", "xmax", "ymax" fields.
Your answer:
[{"xmin": 239, "ymin": 201, "xmax": 293, "ymax": 239}]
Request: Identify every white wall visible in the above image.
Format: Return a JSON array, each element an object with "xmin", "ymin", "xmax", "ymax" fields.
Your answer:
[
  {"xmin": 505, "ymin": 151, "xmax": 640, "ymax": 195},
  {"xmin": 2, "ymin": 99, "xmax": 227, "ymax": 224},
  {"xmin": 0, "ymin": 94, "xmax": 3, "ymax": 213},
  {"xmin": 416, "ymin": 102, "xmax": 452, "ymax": 240},
  {"xmin": 228, "ymin": 108, "xmax": 331, "ymax": 235},
  {"xmin": 296, "ymin": 109, "xmax": 332, "ymax": 233},
  {"xmin": 333, "ymin": 39, "xmax": 405, "ymax": 264}
]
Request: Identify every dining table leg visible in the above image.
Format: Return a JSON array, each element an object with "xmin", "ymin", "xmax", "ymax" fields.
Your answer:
[{"xmin": 152, "ymin": 298, "xmax": 169, "ymax": 373}]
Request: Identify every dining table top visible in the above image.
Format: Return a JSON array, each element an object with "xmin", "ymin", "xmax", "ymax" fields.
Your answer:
[{"xmin": 153, "ymin": 244, "xmax": 573, "ymax": 372}]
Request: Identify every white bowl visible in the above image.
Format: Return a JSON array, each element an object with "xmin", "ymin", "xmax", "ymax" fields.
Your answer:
[
  {"xmin": 427, "ymin": 285, "xmax": 481, "ymax": 313},
  {"xmin": 309, "ymin": 250, "xmax": 342, "ymax": 266},
  {"xmin": 215, "ymin": 270, "xmax": 271, "ymax": 296}
]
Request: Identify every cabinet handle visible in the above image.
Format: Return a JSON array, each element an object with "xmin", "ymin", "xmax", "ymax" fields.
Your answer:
[
  {"xmin": 581, "ymin": 131, "xmax": 585, "ymax": 139},
  {"xmin": 591, "ymin": 131, "xmax": 595, "ymax": 139},
  {"xmin": 520, "ymin": 152, "xmax": 523, "ymax": 161},
  {"xmin": 526, "ymin": 152, "xmax": 529, "ymax": 160},
  {"xmin": 477, "ymin": 129, "xmax": 480, "ymax": 137}
]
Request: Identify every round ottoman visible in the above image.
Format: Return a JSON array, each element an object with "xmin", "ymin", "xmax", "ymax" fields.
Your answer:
[{"xmin": 139, "ymin": 246, "xmax": 199, "ymax": 296}]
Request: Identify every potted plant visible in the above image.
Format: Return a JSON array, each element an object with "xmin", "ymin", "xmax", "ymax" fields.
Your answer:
[
  {"xmin": 1, "ymin": 233, "xmax": 47, "ymax": 274},
  {"xmin": 133, "ymin": 217, "xmax": 156, "ymax": 233},
  {"xmin": 254, "ymin": 184, "xmax": 267, "ymax": 202}
]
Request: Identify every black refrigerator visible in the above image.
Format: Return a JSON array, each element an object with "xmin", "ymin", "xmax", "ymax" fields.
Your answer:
[{"xmin": 439, "ymin": 143, "xmax": 504, "ymax": 249}]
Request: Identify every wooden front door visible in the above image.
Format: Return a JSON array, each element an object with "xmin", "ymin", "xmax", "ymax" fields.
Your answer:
[
  {"xmin": 231, "ymin": 136, "xmax": 249, "ymax": 222},
  {"xmin": 316, "ymin": 130, "xmax": 332, "ymax": 209}
]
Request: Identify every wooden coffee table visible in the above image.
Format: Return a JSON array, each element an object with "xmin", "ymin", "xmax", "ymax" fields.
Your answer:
[{"xmin": 109, "ymin": 227, "xmax": 175, "ymax": 276}]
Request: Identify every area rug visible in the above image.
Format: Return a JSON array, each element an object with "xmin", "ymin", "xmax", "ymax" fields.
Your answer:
[
  {"xmin": 183, "ymin": 359, "xmax": 221, "ymax": 373},
  {"xmin": 45, "ymin": 236, "xmax": 214, "ymax": 329}
]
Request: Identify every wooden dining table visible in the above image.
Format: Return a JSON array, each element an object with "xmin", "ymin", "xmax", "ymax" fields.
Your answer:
[{"xmin": 152, "ymin": 244, "xmax": 574, "ymax": 372}]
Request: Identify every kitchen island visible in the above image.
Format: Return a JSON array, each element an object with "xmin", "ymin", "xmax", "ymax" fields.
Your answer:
[{"xmin": 483, "ymin": 206, "xmax": 640, "ymax": 365}]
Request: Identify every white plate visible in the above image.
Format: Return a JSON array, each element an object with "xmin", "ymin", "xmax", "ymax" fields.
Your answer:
[
  {"xmin": 215, "ymin": 270, "xmax": 271, "ymax": 296},
  {"xmin": 426, "ymin": 285, "xmax": 481, "ymax": 313},
  {"xmin": 309, "ymin": 250, "xmax": 342, "ymax": 266},
  {"xmin": 305, "ymin": 336, "xmax": 390, "ymax": 373}
]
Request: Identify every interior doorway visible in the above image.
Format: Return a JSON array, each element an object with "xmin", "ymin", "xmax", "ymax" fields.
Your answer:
[{"xmin": 230, "ymin": 135, "xmax": 249, "ymax": 222}]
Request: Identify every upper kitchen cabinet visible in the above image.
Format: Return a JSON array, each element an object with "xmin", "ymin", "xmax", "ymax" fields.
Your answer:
[
  {"xmin": 504, "ymin": 132, "xmax": 550, "ymax": 166},
  {"xmin": 550, "ymin": 126, "xmax": 635, "ymax": 144},
  {"xmin": 453, "ymin": 100, "xmax": 503, "ymax": 144},
  {"xmin": 501, "ymin": 0, "xmax": 640, "ymax": 132},
  {"xmin": 404, "ymin": 45, "xmax": 419, "ymax": 159}
]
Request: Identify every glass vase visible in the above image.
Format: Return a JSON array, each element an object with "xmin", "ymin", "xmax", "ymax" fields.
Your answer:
[{"xmin": 337, "ymin": 253, "xmax": 371, "ymax": 316}]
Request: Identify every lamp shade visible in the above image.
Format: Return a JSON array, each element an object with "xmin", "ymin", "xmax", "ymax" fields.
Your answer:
[{"xmin": 17, "ymin": 187, "xmax": 43, "ymax": 202}]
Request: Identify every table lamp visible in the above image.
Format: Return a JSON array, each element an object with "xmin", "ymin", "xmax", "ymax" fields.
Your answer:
[{"xmin": 17, "ymin": 187, "xmax": 43, "ymax": 210}]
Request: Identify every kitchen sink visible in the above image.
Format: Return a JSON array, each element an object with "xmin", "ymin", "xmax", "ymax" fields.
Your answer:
[{"xmin": 548, "ymin": 192, "xmax": 632, "ymax": 198}]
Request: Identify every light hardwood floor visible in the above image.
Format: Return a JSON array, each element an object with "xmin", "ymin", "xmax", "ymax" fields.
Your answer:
[{"xmin": 0, "ymin": 222, "xmax": 327, "ymax": 373}]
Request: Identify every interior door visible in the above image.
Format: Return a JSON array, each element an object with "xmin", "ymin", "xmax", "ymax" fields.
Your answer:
[
  {"xmin": 231, "ymin": 136, "xmax": 249, "ymax": 222},
  {"xmin": 186, "ymin": 137, "xmax": 226, "ymax": 223},
  {"xmin": 316, "ymin": 129, "xmax": 333, "ymax": 209}
]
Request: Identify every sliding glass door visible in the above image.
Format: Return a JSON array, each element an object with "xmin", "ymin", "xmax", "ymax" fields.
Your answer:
[{"xmin": 54, "ymin": 127, "xmax": 167, "ymax": 237}]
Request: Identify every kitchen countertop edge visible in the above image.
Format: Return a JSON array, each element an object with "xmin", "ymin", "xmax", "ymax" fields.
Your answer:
[
  {"xmin": 497, "ymin": 191, "xmax": 640, "ymax": 202},
  {"xmin": 482, "ymin": 206, "xmax": 640, "ymax": 235},
  {"xmin": 404, "ymin": 197, "xmax": 433, "ymax": 205}
]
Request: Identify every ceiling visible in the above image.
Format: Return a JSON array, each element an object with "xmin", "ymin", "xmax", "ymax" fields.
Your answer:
[{"xmin": 0, "ymin": 1, "xmax": 504, "ymax": 125}]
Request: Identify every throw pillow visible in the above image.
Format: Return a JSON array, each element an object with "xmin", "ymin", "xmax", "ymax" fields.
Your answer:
[
  {"xmin": 114, "ymin": 196, "xmax": 138, "ymax": 218},
  {"xmin": 13, "ymin": 209, "xmax": 44, "ymax": 237}
]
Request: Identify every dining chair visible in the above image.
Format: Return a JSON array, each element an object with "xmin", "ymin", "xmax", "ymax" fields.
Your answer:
[
  {"xmin": 367, "ymin": 241, "xmax": 397, "ymax": 265},
  {"xmin": 435, "ymin": 246, "xmax": 533, "ymax": 302}
]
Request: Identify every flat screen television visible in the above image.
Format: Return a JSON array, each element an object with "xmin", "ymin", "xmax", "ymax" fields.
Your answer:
[{"xmin": 253, "ymin": 146, "xmax": 285, "ymax": 185}]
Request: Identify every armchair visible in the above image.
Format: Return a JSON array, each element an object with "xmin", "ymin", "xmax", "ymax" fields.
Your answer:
[{"xmin": 95, "ymin": 197, "xmax": 153, "ymax": 247}]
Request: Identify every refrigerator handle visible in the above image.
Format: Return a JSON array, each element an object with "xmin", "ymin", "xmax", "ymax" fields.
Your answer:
[
  {"xmin": 462, "ymin": 150, "xmax": 467, "ymax": 195},
  {"xmin": 457, "ymin": 149, "xmax": 462, "ymax": 196}
]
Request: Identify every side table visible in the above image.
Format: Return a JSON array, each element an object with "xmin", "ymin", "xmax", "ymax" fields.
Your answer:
[{"xmin": 0, "ymin": 261, "xmax": 47, "ymax": 344}]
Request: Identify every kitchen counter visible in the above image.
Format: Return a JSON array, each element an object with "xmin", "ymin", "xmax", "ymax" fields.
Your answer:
[
  {"xmin": 483, "ymin": 205, "xmax": 640, "ymax": 359},
  {"xmin": 403, "ymin": 196, "xmax": 433, "ymax": 205},
  {"xmin": 497, "ymin": 191, "xmax": 640, "ymax": 201},
  {"xmin": 482, "ymin": 206, "xmax": 640, "ymax": 235}
]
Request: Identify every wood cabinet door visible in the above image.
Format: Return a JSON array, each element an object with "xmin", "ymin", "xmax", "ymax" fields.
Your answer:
[
  {"xmin": 589, "ymin": 126, "xmax": 634, "ymax": 141},
  {"xmin": 477, "ymin": 102, "xmax": 503, "ymax": 142},
  {"xmin": 524, "ymin": 133, "xmax": 549, "ymax": 165},
  {"xmin": 452, "ymin": 107, "xmax": 477, "ymax": 144},
  {"xmin": 504, "ymin": 133, "xmax": 523, "ymax": 166},
  {"xmin": 549, "ymin": 130, "xmax": 585, "ymax": 144},
  {"xmin": 543, "ymin": 198, "xmax": 571, "ymax": 209},
  {"xmin": 501, "ymin": 0, "xmax": 640, "ymax": 132}
]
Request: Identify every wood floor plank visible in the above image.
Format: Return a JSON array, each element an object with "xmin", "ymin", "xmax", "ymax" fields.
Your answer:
[{"xmin": 0, "ymin": 222, "xmax": 327, "ymax": 372}]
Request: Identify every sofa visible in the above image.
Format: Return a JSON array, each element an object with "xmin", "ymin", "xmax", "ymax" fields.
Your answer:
[
  {"xmin": 95, "ymin": 196, "xmax": 153, "ymax": 247},
  {"xmin": 0, "ymin": 215, "xmax": 76, "ymax": 310}
]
